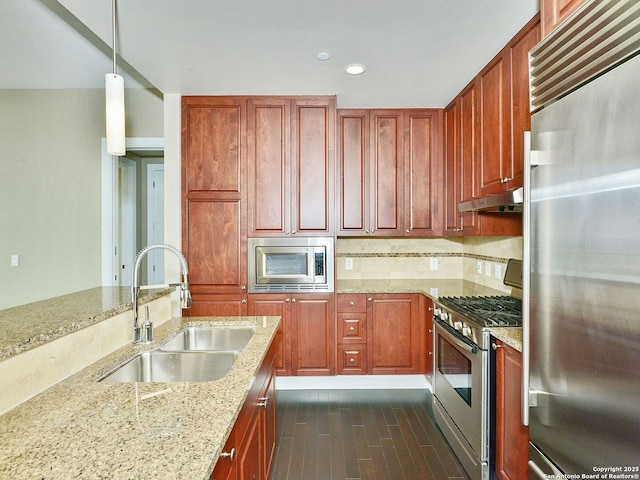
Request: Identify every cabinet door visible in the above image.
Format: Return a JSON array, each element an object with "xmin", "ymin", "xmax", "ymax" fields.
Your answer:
[
  {"xmin": 261, "ymin": 366, "xmax": 277, "ymax": 478},
  {"xmin": 367, "ymin": 294, "xmax": 422, "ymax": 374},
  {"xmin": 182, "ymin": 97, "xmax": 247, "ymax": 311},
  {"xmin": 476, "ymin": 51, "xmax": 512, "ymax": 196},
  {"xmin": 237, "ymin": 408, "xmax": 262, "ymax": 480},
  {"xmin": 247, "ymin": 98, "xmax": 291, "ymax": 237},
  {"xmin": 370, "ymin": 110, "xmax": 405, "ymax": 236},
  {"xmin": 443, "ymin": 99, "xmax": 462, "ymax": 235},
  {"xmin": 188, "ymin": 294, "xmax": 248, "ymax": 316},
  {"xmin": 508, "ymin": 15, "xmax": 541, "ymax": 191},
  {"xmin": 291, "ymin": 97, "xmax": 336, "ymax": 236},
  {"xmin": 248, "ymin": 294, "xmax": 292, "ymax": 376},
  {"xmin": 403, "ymin": 109, "xmax": 443, "ymax": 236},
  {"xmin": 541, "ymin": 0, "xmax": 585, "ymax": 37},
  {"xmin": 291, "ymin": 294, "xmax": 335, "ymax": 375},
  {"xmin": 494, "ymin": 340, "xmax": 529, "ymax": 480},
  {"xmin": 211, "ymin": 431, "xmax": 237, "ymax": 480},
  {"xmin": 337, "ymin": 109, "xmax": 370, "ymax": 235}
]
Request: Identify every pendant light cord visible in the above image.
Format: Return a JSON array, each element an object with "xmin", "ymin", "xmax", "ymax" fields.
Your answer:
[{"xmin": 111, "ymin": 0, "xmax": 117, "ymax": 75}]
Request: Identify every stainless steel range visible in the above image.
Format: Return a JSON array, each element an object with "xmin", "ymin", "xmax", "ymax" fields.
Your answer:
[{"xmin": 432, "ymin": 259, "xmax": 522, "ymax": 480}]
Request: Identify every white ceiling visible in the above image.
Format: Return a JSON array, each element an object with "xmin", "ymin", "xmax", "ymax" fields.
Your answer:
[{"xmin": 2, "ymin": 0, "xmax": 539, "ymax": 108}]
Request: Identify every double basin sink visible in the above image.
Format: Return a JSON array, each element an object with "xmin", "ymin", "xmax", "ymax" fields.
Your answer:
[{"xmin": 99, "ymin": 325, "xmax": 256, "ymax": 383}]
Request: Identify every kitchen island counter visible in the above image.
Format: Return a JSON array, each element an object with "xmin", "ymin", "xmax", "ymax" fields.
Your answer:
[{"xmin": 0, "ymin": 315, "xmax": 280, "ymax": 480}]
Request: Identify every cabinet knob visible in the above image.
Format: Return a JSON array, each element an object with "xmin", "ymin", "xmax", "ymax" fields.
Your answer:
[
  {"xmin": 349, "ymin": 326, "xmax": 355, "ymax": 331},
  {"xmin": 367, "ymin": 297, "xmax": 372, "ymax": 302},
  {"xmin": 492, "ymin": 343, "xmax": 502, "ymax": 350},
  {"xmin": 292, "ymin": 230, "xmax": 297, "ymax": 235},
  {"xmin": 240, "ymin": 285, "xmax": 246, "ymax": 291},
  {"xmin": 349, "ymin": 358, "xmax": 356, "ymax": 364},
  {"xmin": 405, "ymin": 229, "xmax": 410, "ymax": 233},
  {"xmin": 349, "ymin": 301, "xmax": 355, "ymax": 306},
  {"xmin": 220, "ymin": 447, "xmax": 236, "ymax": 462},
  {"xmin": 365, "ymin": 229, "xmax": 370, "ymax": 234},
  {"xmin": 257, "ymin": 396, "xmax": 269, "ymax": 408},
  {"xmin": 429, "ymin": 351, "xmax": 433, "ymax": 356},
  {"xmin": 428, "ymin": 328, "xmax": 433, "ymax": 333},
  {"xmin": 291, "ymin": 298, "xmax": 296, "ymax": 303},
  {"xmin": 285, "ymin": 298, "xmax": 291, "ymax": 303},
  {"xmin": 285, "ymin": 231, "xmax": 290, "ymax": 235},
  {"xmin": 241, "ymin": 299, "xmax": 247, "ymax": 304}
]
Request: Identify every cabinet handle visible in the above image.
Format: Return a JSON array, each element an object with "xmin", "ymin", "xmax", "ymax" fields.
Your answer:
[
  {"xmin": 220, "ymin": 447, "xmax": 236, "ymax": 462},
  {"xmin": 492, "ymin": 343, "xmax": 502, "ymax": 350},
  {"xmin": 257, "ymin": 396, "xmax": 269, "ymax": 408}
]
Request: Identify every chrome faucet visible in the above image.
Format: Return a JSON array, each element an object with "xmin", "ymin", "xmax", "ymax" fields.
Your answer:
[{"xmin": 131, "ymin": 244, "xmax": 192, "ymax": 343}]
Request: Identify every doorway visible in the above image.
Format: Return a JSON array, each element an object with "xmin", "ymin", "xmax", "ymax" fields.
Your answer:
[{"xmin": 101, "ymin": 137, "xmax": 164, "ymax": 287}]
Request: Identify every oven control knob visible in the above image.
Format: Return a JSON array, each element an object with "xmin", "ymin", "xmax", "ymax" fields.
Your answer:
[
  {"xmin": 433, "ymin": 308, "xmax": 442, "ymax": 317},
  {"xmin": 453, "ymin": 321, "xmax": 463, "ymax": 331},
  {"xmin": 462, "ymin": 326, "xmax": 472, "ymax": 337}
]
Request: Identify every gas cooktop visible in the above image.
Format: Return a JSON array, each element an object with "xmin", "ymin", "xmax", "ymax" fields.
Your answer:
[{"xmin": 436, "ymin": 295, "xmax": 522, "ymax": 327}]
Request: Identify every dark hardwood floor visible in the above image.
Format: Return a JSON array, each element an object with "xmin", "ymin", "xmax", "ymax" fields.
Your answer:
[{"xmin": 270, "ymin": 389, "xmax": 471, "ymax": 480}]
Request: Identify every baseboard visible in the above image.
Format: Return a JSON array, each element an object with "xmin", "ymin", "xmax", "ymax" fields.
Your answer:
[{"xmin": 275, "ymin": 374, "xmax": 432, "ymax": 391}]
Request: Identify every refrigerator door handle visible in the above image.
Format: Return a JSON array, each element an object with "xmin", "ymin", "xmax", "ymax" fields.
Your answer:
[{"xmin": 522, "ymin": 131, "xmax": 533, "ymax": 426}]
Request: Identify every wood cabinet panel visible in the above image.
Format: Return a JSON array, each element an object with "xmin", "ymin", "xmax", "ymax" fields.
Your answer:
[
  {"xmin": 337, "ymin": 110, "xmax": 369, "ymax": 234},
  {"xmin": 182, "ymin": 100, "xmax": 243, "ymax": 193},
  {"xmin": 247, "ymin": 98, "xmax": 290, "ymax": 236},
  {"xmin": 337, "ymin": 344, "xmax": 367, "ymax": 375},
  {"xmin": 404, "ymin": 109, "xmax": 443, "ymax": 236},
  {"xmin": 477, "ymin": 53, "xmax": 512, "ymax": 196},
  {"xmin": 367, "ymin": 294, "xmax": 422, "ymax": 374},
  {"xmin": 541, "ymin": 0, "xmax": 586, "ymax": 38},
  {"xmin": 443, "ymin": 100, "xmax": 461, "ymax": 235},
  {"xmin": 247, "ymin": 294, "xmax": 292, "ymax": 376},
  {"xmin": 494, "ymin": 340, "xmax": 529, "ymax": 480},
  {"xmin": 370, "ymin": 110, "xmax": 404, "ymax": 235},
  {"xmin": 292, "ymin": 98, "xmax": 335, "ymax": 235},
  {"xmin": 188, "ymin": 294, "xmax": 247, "ymax": 317},
  {"xmin": 291, "ymin": 295, "xmax": 335, "ymax": 375}
]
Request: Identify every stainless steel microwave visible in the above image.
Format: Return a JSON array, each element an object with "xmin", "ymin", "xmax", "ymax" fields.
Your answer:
[{"xmin": 248, "ymin": 237, "xmax": 334, "ymax": 293}]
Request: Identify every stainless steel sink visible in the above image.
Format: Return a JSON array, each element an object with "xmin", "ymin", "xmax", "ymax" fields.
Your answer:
[
  {"xmin": 159, "ymin": 326, "xmax": 256, "ymax": 352},
  {"xmin": 98, "ymin": 350, "xmax": 238, "ymax": 383}
]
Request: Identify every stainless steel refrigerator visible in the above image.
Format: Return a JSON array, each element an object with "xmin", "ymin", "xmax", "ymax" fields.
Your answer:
[{"xmin": 524, "ymin": 1, "xmax": 640, "ymax": 477}]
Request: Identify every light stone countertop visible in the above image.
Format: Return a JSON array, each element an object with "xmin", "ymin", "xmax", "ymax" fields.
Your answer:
[
  {"xmin": 0, "ymin": 287, "xmax": 172, "ymax": 359},
  {"xmin": 0, "ymin": 315, "xmax": 280, "ymax": 480}
]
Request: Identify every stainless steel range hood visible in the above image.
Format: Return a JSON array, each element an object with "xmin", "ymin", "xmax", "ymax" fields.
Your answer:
[{"xmin": 458, "ymin": 187, "xmax": 523, "ymax": 213}]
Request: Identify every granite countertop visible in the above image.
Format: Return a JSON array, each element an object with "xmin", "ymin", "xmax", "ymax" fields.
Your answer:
[
  {"xmin": 0, "ymin": 287, "xmax": 172, "ymax": 360},
  {"xmin": 0, "ymin": 315, "xmax": 280, "ymax": 480}
]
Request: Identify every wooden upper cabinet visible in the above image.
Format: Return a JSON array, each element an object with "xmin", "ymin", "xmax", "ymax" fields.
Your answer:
[
  {"xmin": 370, "ymin": 110, "xmax": 405, "ymax": 236},
  {"xmin": 291, "ymin": 97, "xmax": 335, "ymax": 236},
  {"xmin": 337, "ymin": 109, "xmax": 370, "ymax": 235},
  {"xmin": 404, "ymin": 109, "xmax": 443, "ymax": 236},
  {"xmin": 443, "ymin": 99, "xmax": 461, "ymax": 236},
  {"xmin": 248, "ymin": 96, "xmax": 335, "ymax": 237},
  {"xmin": 181, "ymin": 97, "xmax": 247, "ymax": 306},
  {"xmin": 476, "ymin": 50, "xmax": 512, "ymax": 196},
  {"xmin": 247, "ymin": 98, "xmax": 291, "ymax": 236},
  {"xmin": 337, "ymin": 108, "xmax": 442, "ymax": 237},
  {"xmin": 541, "ymin": 0, "xmax": 586, "ymax": 38},
  {"xmin": 509, "ymin": 15, "xmax": 541, "ymax": 189}
]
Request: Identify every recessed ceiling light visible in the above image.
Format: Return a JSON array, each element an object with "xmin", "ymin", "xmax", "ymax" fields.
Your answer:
[
  {"xmin": 345, "ymin": 63, "xmax": 366, "ymax": 75},
  {"xmin": 316, "ymin": 52, "xmax": 330, "ymax": 61}
]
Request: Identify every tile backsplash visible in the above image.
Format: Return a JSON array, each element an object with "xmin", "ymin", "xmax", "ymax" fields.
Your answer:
[{"xmin": 336, "ymin": 236, "xmax": 523, "ymax": 293}]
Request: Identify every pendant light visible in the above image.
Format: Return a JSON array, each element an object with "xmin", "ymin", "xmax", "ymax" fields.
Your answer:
[{"xmin": 105, "ymin": 0, "xmax": 125, "ymax": 156}]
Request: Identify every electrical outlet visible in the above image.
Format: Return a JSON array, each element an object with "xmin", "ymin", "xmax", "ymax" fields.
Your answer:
[
  {"xmin": 10, "ymin": 254, "xmax": 19, "ymax": 267},
  {"xmin": 476, "ymin": 261, "xmax": 483, "ymax": 274},
  {"xmin": 345, "ymin": 258, "xmax": 353, "ymax": 270},
  {"xmin": 494, "ymin": 263, "xmax": 502, "ymax": 280},
  {"xmin": 485, "ymin": 262, "xmax": 491, "ymax": 277},
  {"xmin": 430, "ymin": 258, "xmax": 438, "ymax": 270},
  {"xmin": 430, "ymin": 287, "xmax": 439, "ymax": 297}
]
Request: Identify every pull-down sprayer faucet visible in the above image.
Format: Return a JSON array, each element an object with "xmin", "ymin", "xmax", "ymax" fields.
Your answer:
[{"xmin": 131, "ymin": 244, "xmax": 192, "ymax": 343}]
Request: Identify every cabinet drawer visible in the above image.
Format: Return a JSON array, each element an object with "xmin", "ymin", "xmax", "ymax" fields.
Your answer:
[
  {"xmin": 337, "ymin": 312, "xmax": 367, "ymax": 343},
  {"xmin": 337, "ymin": 293, "xmax": 367, "ymax": 312},
  {"xmin": 337, "ymin": 344, "xmax": 367, "ymax": 375}
]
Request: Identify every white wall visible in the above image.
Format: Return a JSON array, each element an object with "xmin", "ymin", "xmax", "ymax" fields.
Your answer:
[{"xmin": 0, "ymin": 88, "xmax": 163, "ymax": 310}]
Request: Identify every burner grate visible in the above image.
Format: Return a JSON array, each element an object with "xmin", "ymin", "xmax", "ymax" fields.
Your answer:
[{"xmin": 438, "ymin": 296, "xmax": 522, "ymax": 327}]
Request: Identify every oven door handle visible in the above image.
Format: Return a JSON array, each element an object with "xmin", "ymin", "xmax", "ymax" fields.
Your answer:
[{"xmin": 436, "ymin": 322, "xmax": 478, "ymax": 354}]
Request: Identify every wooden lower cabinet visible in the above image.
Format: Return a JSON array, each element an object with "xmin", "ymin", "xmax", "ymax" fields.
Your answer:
[
  {"xmin": 494, "ymin": 339, "xmax": 529, "ymax": 480},
  {"xmin": 337, "ymin": 293, "xmax": 428, "ymax": 375},
  {"xmin": 248, "ymin": 294, "xmax": 335, "ymax": 376},
  {"xmin": 211, "ymin": 339, "xmax": 277, "ymax": 480}
]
